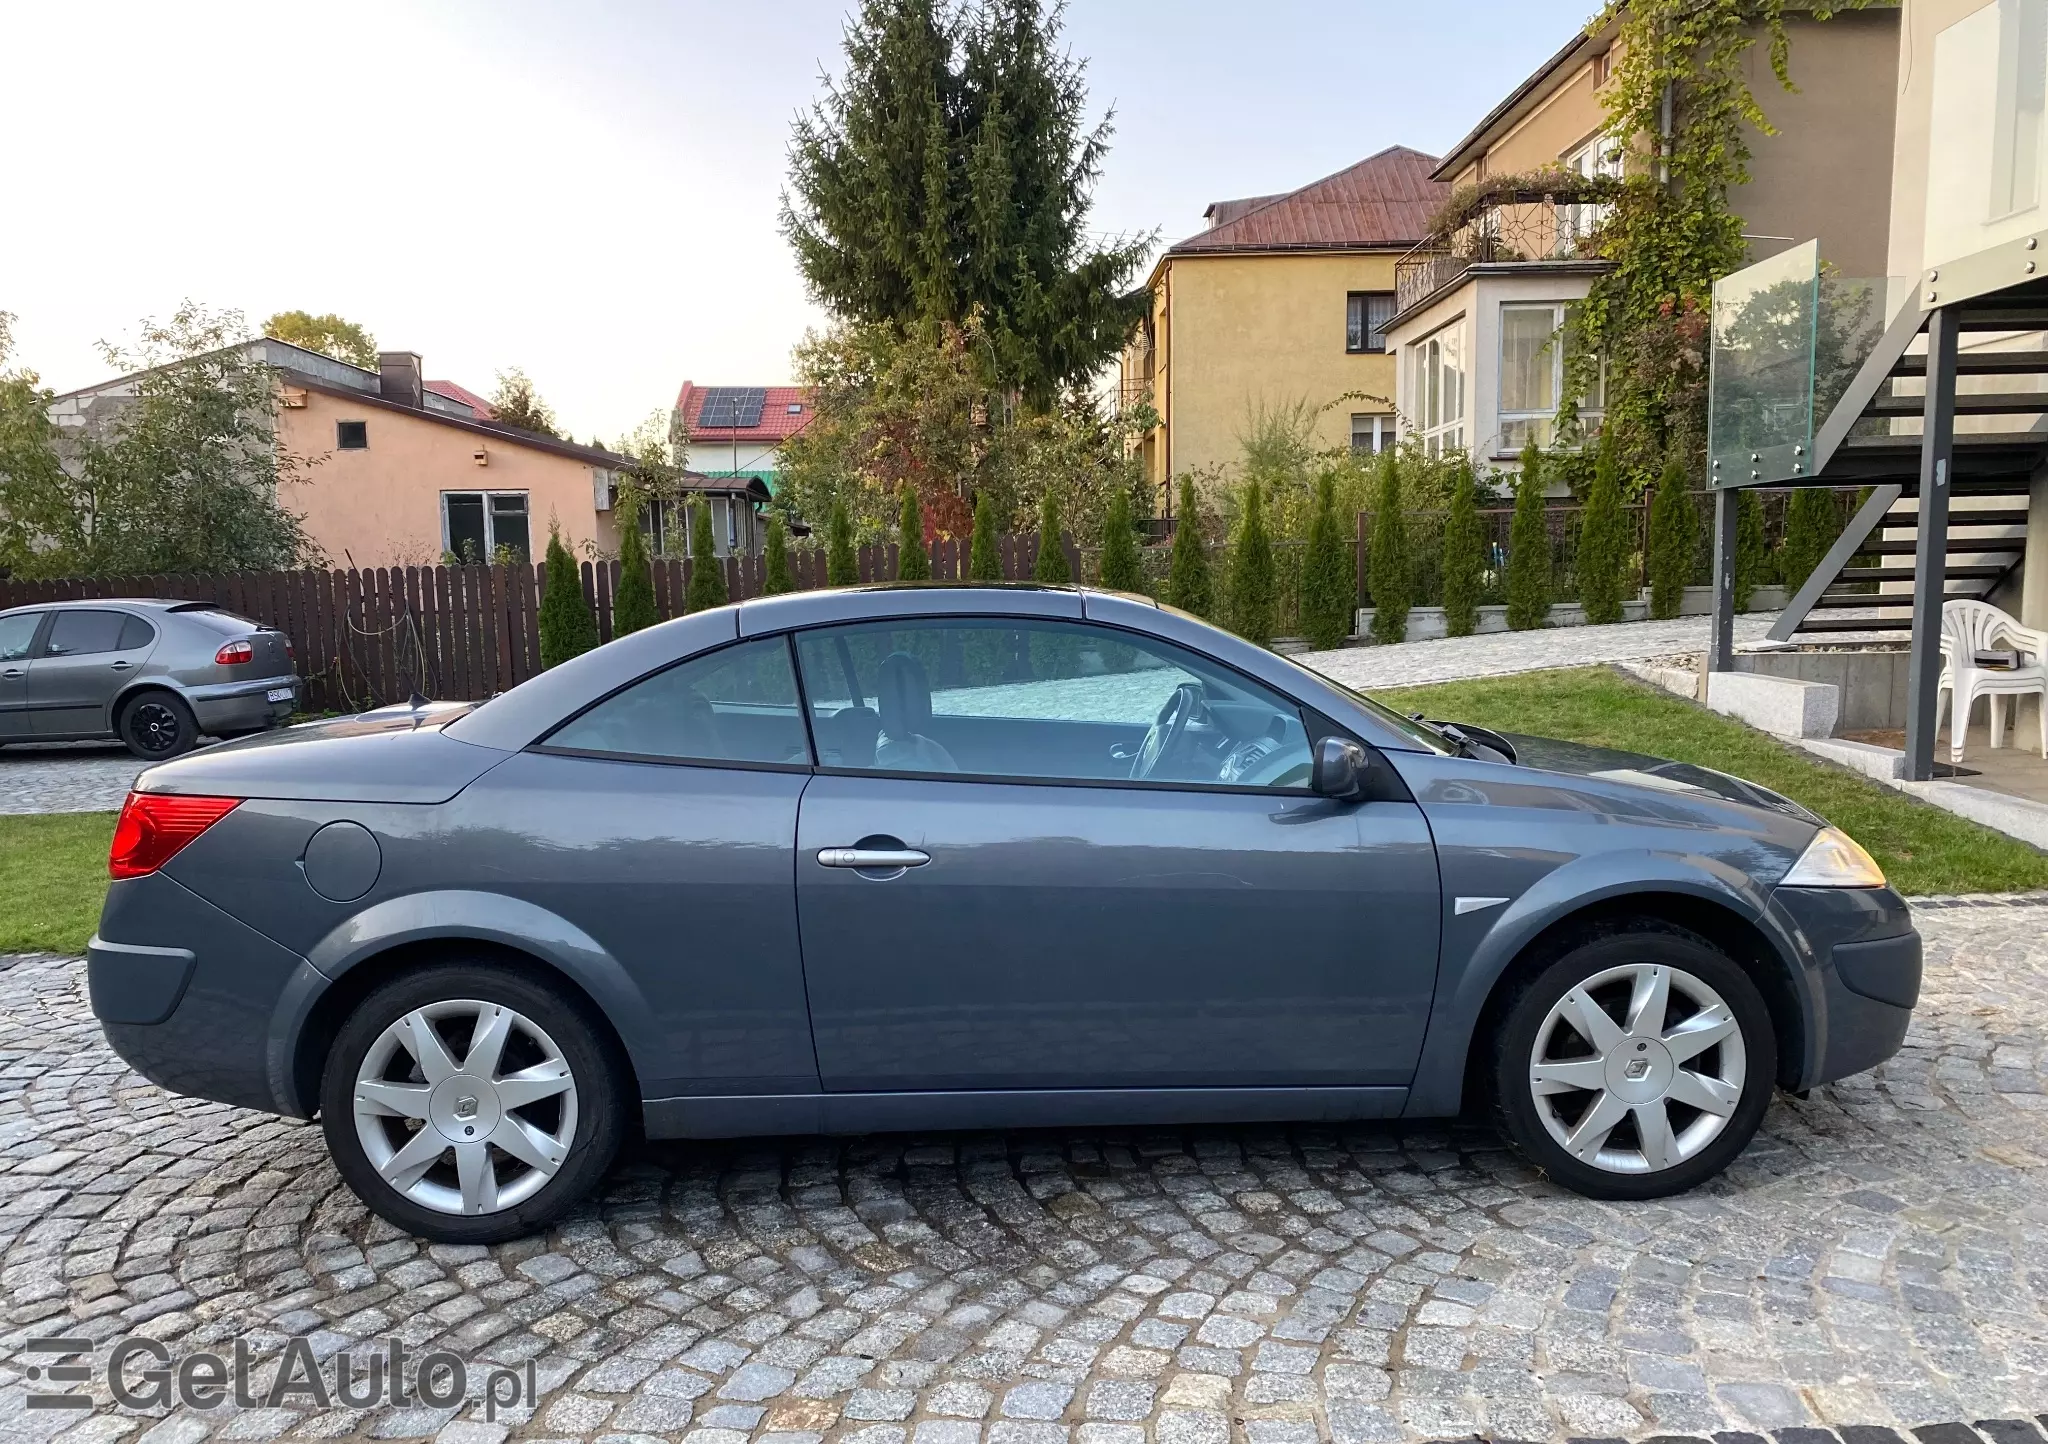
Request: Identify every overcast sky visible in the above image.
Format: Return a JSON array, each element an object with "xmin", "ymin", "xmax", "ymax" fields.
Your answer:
[{"xmin": 1, "ymin": 1, "xmax": 1592, "ymax": 443}]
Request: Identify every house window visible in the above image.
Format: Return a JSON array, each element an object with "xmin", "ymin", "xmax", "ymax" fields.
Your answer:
[
  {"xmin": 1497, "ymin": 303, "xmax": 1605, "ymax": 455},
  {"xmin": 1405, "ymin": 321, "xmax": 1465, "ymax": 456},
  {"xmin": 442, "ymin": 491, "xmax": 531, "ymax": 564},
  {"xmin": 336, "ymin": 420, "xmax": 368, "ymax": 450},
  {"xmin": 1993, "ymin": 0, "xmax": 2048, "ymax": 217},
  {"xmin": 1562, "ymin": 136, "xmax": 1624, "ymax": 244},
  {"xmin": 1591, "ymin": 48, "xmax": 1613, "ymax": 88},
  {"xmin": 642, "ymin": 498, "xmax": 673, "ymax": 556},
  {"xmin": 1346, "ymin": 292, "xmax": 1395, "ymax": 353},
  {"xmin": 1350, "ymin": 413, "xmax": 1394, "ymax": 454}
]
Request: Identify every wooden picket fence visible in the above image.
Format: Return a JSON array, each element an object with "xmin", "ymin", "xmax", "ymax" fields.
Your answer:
[{"xmin": 0, "ymin": 533, "xmax": 1081, "ymax": 713}]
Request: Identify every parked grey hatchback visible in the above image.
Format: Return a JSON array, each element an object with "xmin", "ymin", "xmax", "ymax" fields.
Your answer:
[
  {"xmin": 0, "ymin": 599, "xmax": 298, "ymax": 758},
  {"xmin": 87, "ymin": 585, "xmax": 1921, "ymax": 1242}
]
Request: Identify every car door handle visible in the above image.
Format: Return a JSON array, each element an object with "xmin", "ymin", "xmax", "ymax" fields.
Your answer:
[
  {"xmin": 0, "ymin": 667, "xmax": 22, "ymax": 679},
  {"xmin": 110, "ymin": 660, "xmax": 134, "ymax": 671},
  {"xmin": 818, "ymin": 847, "xmax": 930, "ymax": 869}
]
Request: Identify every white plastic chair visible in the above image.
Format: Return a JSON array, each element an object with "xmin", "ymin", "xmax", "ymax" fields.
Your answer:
[{"xmin": 1937, "ymin": 599, "xmax": 2048, "ymax": 763}]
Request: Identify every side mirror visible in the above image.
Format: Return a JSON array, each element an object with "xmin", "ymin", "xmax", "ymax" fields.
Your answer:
[{"xmin": 1312, "ymin": 736, "xmax": 1370, "ymax": 800}]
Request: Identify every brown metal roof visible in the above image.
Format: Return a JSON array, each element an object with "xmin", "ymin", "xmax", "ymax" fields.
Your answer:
[{"xmin": 1170, "ymin": 146, "xmax": 1447, "ymax": 255}]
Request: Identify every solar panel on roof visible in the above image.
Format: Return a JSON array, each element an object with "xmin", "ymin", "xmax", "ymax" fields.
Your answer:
[{"xmin": 697, "ymin": 387, "xmax": 766, "ymax": 429}]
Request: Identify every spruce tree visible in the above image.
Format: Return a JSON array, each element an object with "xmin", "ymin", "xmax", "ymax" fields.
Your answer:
[
  {"xmin": 896, "ymin": 486, "xmax": 931, "ymax": 580},
  {"xmin": 1367, "ymin": 452, "xmax": 1409, "ymax": 645},
  {"xmin": 1097, "ymin": 486, "xmax": 1144, "ymax": 592},
  {"xmin": 968, "ymin": 492, "xmax": 1003, "ymax": 580},
  {"xmin": 1300, "ymin": 472, "xmax": 1354, "ymax": 650},
  {"xmin": 763, "ymin": 515, "xmax": 798, "ymax": 595},
  {"xmin": 1733, "ymin": 489, "xmax": 1770, "ymax": 612},
  {"xmin": 538, "ymin": 523, "xmax": 598, "ymax": 668},
  {"xmin": 1033, "ymin": 491, "xmax": 1072, "ymax": 582},
  {"xmin": 685, "ymin": 502, "xmax": 729, "ymax": 612},
  {"xmin": 1575, "ymin": 432, "xmax": 1627, "ymax": 625},
  {"xmin": 781, "ymin": 0, "xmax": 1149, "ymax": 404},
  {"xmin": 1166, "ymin": 476, "xmax": 1213, "ymax": 618},
  {"xmin": 1647, "ymin": 456, "xmax": 1697, "ymax": 620},
  {"xmin": 827, "ymin": 497, "xmax": 859, "ymax": 585},
  {"xmin": 612, "ymin": 500, "xmax": 658, "ymax": 637},
  {"xmin": 1781, "ymin": 486, "xmax": 1838, "ymax": 594},
  {"xmin": 1505, "ymin": 446, "xmax": 1552, "ymax": 631},
  {"xmin": 1441, "ymin": 461, "xmax": 1483, "ymax": 638},
  {"xmin": 1228, "ymin": 480, "xmax": 1276, "ymax": 646}
]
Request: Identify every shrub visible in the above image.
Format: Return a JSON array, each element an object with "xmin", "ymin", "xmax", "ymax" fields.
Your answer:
[
  {"xmin": 1782, "ymin": 486, "xmax": 1838, "ymax": 594},
  {"xmin": 1300, "ymin": 472, "xmax": 1353, "ymax": 650},
  {"xmin": 1575, "ymin": 433, "xmax": 1628, "ymax": 625},
  {"xmin": 685, "ymin": 501, "xmax": 728, "ymax": 612},
  {"xmin": 1097, "ymin": 486, "xmax": 1144, "ymax": 592},
  {"xmin": 969, "ymin": 492, "xmax": 1003, "ymax": 580},
  {"xmin": 1167, "ymin": 477, "xmax": 1213, "ymax": 618},
  {"xmin": 1733, "ymin": 488, "xmax": 1770, "ymax": 612},
  {"xmin": 612, "ymin": 500, "xmax": 658, "ymax": 636},
  {"xmin": 896, "ymin": 486, "xmax": 931, "ymax": 580},
  {"xmin": 1441, "ymin": 461, "xmax": 1483, "ymax": 637},
  {"xmin": 1033, "ymin": 491, "xmax": 1071, "ymax": 583},
  {"xmin": 1366, "ymin": 453, "xmax": 1409, "ymax": 645},
  {"xmin": 762, "ymin": 515, "xmax": 797, "ymax": 595},
  {"xmin": 826, "ymin": 497, "xmax": 858, "ymax": 585},
  {"xmin": 538, "ymin": 524, "xmax": 598, "ymax": 667},
  {"xmin": 1647, "ymin": 455, "xmax": 1697, "ymax": 619},
  {"xmin": 1505, "ymin": 445, "xmax": 1552, "ymax": 630},
  {"xmin": 1228, "ymin": 479, "xmax": 1276, "ymax": 646}
]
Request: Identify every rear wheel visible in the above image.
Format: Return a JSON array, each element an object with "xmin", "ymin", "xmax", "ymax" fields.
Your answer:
[
  {"xmin": 320, "ymin": 961, "xmax": 625, "ymax": 1243},
  {"xmin": 117, "ymin": 690, "xmax": 198, "ymax": 760},
  {"xmin": 1489, "ymin": 922, "xmax": 1776, "ymax": 1199}
]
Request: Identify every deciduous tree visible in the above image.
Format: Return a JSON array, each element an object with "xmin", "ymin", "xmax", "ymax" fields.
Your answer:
[
  {"xmin": 261, "ymin": 310, "xmax": 378, "ymax": 370},
  {"xmin": 490, "ymin": 367, "xmax": 558, "ymax": 437}
]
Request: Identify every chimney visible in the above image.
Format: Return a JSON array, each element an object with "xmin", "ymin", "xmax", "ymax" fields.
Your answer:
[{"xmin": 378, "ymin": 351, "xmax": 424, "ymax": 409}]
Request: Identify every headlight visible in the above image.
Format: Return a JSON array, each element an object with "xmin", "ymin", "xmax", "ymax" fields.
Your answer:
[{"xmin": 1781, "ymin": 826, "xmax": 1886, "ymax": 888}]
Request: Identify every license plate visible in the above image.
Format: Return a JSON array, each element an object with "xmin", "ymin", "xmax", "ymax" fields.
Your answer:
[{"xmin": 266, "ymin": 687, "xmax": 294, "ymax": 703}]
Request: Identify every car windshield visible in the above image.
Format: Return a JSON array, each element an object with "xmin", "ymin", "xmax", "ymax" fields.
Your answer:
[{"xmin": 1273, "ymin": 654, "xmax": 1456, "ymax": 754}]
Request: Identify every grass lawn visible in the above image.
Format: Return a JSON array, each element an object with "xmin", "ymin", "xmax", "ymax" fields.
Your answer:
[
  {"xmin": 1377, "ymin": 666, "xmax": 2048, "ymax": 898},
  {"xmin": 0, "ymin": 812, "xmax": 116, "ymax": 955}
]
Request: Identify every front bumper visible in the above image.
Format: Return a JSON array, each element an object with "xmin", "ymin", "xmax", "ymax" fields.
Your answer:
[
  {"xmin": 187, "ymin": 674, "xmax": 297, "ymax": 734},
  {"xmin": 1768, "ymin": 884, "xmax": 1921, "ymax": 1090}
]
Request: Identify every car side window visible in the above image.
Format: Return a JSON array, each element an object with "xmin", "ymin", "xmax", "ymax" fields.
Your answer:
[
  {"xmin": 117, "ymin": 614, "xmax": 156, "ymax": 651},
  {"xmin": 543, "ymin": 637, "xmax": 812, "ymax": 767},
  {"xmin": 43, "ymin": 610, "xmax": 128, "ymax": 658},
  {"xmin": 0, "ymin": 613, "xmax": 40, "ymax": 662},
  {"xmin": 792, "ymin": 618, "xmax": 1312, "ymax": 789}
]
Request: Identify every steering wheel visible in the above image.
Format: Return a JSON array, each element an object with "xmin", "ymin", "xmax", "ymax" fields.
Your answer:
[{"xmin": 1130, "ymin": 682, "xmax": 1208, "ymax": 781}]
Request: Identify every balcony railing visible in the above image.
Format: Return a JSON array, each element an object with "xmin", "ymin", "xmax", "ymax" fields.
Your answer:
[{"xmin": 1394, "ymin": 177, "xmax": 1621, "ymax": 316}]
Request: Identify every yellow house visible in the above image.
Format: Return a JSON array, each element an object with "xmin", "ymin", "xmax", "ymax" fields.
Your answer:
[{"xmin": 1121, "ymin": 146, "xmax": 1447, "ymax": 503}]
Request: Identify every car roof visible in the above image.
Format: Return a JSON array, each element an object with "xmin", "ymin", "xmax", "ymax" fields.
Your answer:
[{"xmin": 0, "ymin": 598, "xmax": 228, "ymax": 616}]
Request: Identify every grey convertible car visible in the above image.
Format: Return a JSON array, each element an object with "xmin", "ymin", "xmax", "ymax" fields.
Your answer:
[{"xmin": 87, "ymin": 584, "xmax": 1922, "ymax": 1242}]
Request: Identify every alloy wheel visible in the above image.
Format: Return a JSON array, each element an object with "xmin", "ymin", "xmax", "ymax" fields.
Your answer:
[
  {"xmin": 131, "ymin": 701, "xmax": 182, "ymax": 754},
  {"xmin": 351, "ymin": 999, "xmax": 578, "ymax": 1216},
  {"xmin": 1528, "ymin": 962, "xmax": 1746, "ymax": 1174}
]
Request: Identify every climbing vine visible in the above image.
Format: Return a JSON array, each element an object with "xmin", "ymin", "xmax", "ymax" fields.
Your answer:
[{"xmin": 1562, "ymin": 0, "xmax": 1871, "ymax": 487}]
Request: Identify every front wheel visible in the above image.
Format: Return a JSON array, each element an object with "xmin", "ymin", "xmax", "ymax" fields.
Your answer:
[
  {"xmin": 1489, "ymin": 923, "xmax": 1777, "ymax": 1199},
  {"xmin": 319, "ymin": 961, "xmax": 625, "ymax": 1243}
]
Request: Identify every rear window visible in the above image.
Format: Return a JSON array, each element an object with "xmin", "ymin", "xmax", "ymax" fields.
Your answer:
[{"xmin": 170, "ymin": 607, "xmax": 260, "ymax": 636}]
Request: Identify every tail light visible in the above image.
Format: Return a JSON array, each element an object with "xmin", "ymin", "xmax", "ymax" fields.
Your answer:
[
  {"xmin": 283, "ymin": 636, "xmax": 295, "ymax": 661},
  {"xmin": 215, "ymin": 640, "xmax": 254, "ymax": 665},
  {"xmin": 109, "ymin": 792, "xmax": 241, "ymax": 879}
]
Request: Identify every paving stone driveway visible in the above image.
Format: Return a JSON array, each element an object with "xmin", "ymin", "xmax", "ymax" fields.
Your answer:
[{"xmin": 1, "ymin": 903, "xmax": 2046, "ymax": 1444}]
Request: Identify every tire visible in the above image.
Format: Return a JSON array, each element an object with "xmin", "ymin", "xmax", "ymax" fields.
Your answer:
[
  {"xmin": 1488, "ymin": 921, "xmax": 1777, "ymax": 1200},
  {"xmin": 319, "ymin": 960, "xmax": 625, "ymax": 1243},
  {"xmin": 117, "ymin": 690, "xmax": 199, "ymax": 760}
]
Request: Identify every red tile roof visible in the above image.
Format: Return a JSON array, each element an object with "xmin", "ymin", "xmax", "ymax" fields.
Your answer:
[
  {"xmin": 425, "ymin": 379, "xmax": 496, "ymax": 419},
  {"xmin": 1172, "ymin": 146, "xmax": 1447, "ymax": 255},
  {"xmin": 674, "ymin": 382, "xmax": 817, "ymax": 444}
]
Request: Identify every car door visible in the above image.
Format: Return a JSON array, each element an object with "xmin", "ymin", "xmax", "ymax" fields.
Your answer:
[
  {"xmin": 790, "ymin": 615, "xmax": 1441, "ymax": 1095},
  {"xmin": 0, "ymin": 611, "xmax": 45, "ymax": 740},
  {"xmin": 29, "ymin": 609, "xmax": 155, "ymax": 737}
]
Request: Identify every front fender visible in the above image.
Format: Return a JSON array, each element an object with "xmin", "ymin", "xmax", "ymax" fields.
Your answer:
[
  {"xmin": 269, "ymin": 889, "xmax": 659, "ymax": 1114},
  {"xmin": 1402, "ymin": 846, "xmax": 1805, "ymax": 1118}
]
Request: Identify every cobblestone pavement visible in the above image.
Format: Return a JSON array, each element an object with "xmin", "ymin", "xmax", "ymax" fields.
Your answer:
[
  {"xmin": 2, "ymin": 904, "xmax": 2047, "ymax": 1444},
  {"xmin": 0, "ymin": 744, "xmax": 143, "ymax": 818},
  {"xmin": 1294, "ymin": 616, "xmax": 1784, "ymax": 692}
]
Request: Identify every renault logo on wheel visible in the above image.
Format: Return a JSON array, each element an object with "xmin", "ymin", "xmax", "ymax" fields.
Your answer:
[
  {"xmin": 453, "ymin": 1096, "xmax": 479, "ymax": 1119},
  {"xmin": 1624, "ymin": 1058, "xmax": 1651, "ymax": 1081}
]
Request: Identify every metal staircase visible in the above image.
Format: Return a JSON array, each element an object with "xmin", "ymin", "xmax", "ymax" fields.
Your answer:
[{"xmin": 1765, "ymin": 288, "xmax": 2048, "ymax": 644}]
